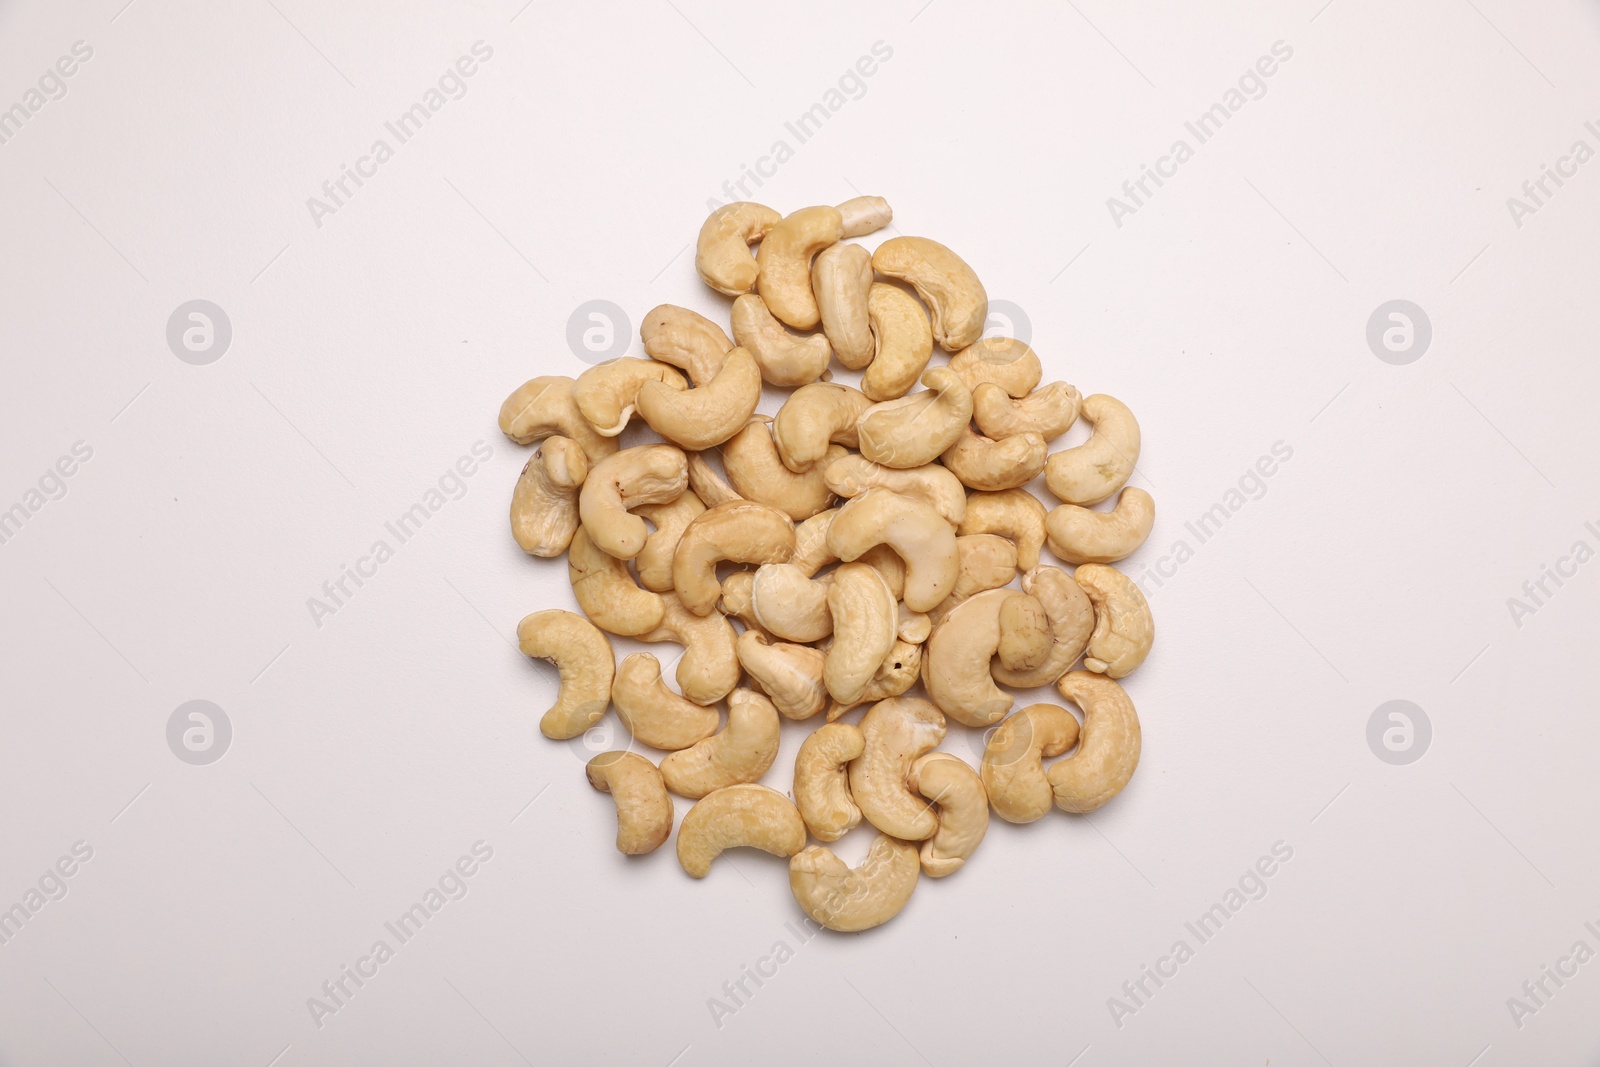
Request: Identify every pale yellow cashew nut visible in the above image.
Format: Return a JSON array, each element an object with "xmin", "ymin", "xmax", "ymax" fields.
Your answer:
[
  {"xmin": 677, "ymin": 784, "xmax": 806, "ymax": 878},
  {"xmin": 572, "ymin": 357, "xmax": 687, "ymax": 437},
  {"xmin": 941, "ymin": 427, "xmax": 1049, "ymax": 492},
  {"xmin": 826, "ymin": 489, "xmax": 959, "ymax": 613},
  {"xmin": 1074, "ymin": 563, "xmax": 1153, "ymax": 678},
  {"xmin": 862, "ymin": 282, "xmax": 934, "ymax": 401},
  {"xmin": 812, "ymin": 243, "xmax": 875, "ymax": 369},
  {"xmin": 927, "ymin": 534, "xmax": 1020, "ymax": 625},
  {"xmin": 578, "ymin": 444, "xmax": 688, "ymax": 560},
  {"xmin": 835, "ymin": 195, "xmax": 893, "ymax": 236},
  {"xmin": 637, "ymin": 593, "xmax": 741, "ymax": 706},
  {"xmin": 855, "ymin": 367, "xmax": 973, "ymax": 469},
  {"xmin": 981, "ymin": 703, "xmax": 1081, "ymax": 824},
  {"xmin": 972, "ymin": 381, "xmax": 1081, "ymax": 441},
  {"xmin": 1045, "ymin": 488, "xmax": 1156, "ymax": 565},
  {"xmin": 922, "ymin": 588, "xmax": 1019, "ymax": 728},
  {"xmin": 720, "ymin": 419, "xmax": 843, "ymax": 521},
  {"xmin": 991, "ymin": 565, "xmax": 1095, "ymax": 689},
  {"xmin": 948, "ymin": 337, "xmax": 1042, "ymax": 398},
  {"xmin": 695, "ymin": 201, "xmax": 782, "ymax": 296},
  {"xmin": 736, "ymin": 631, "xmax": 829, "ymax": 720},
  {"xmin": 958, "ymin": 488, "xmax": 1048, "ymax": 572},
  {"xmin": 823, "ymin": 454, "xmax": 967, "ymax": 527},
  {"xmin": 586, "ymin": 752, "xmax": 673, "ymax": 855},
  {"xmin": 909, "ymin": 753, "xmax": 990, "ymax": 877},
  {"xmin": 672, "ymin": 500, "xmax": 796, "ymax": 615},
  {"xmin": 793, "ymin": 722, "xmax": 865, "ymax": 842},
  {"xmin": 756, "ymin": 205, "xmax": 843, "ymax": 330},
  {"xmin": 633, "ymin": 491, "xmax": 705, "ymax": 593},
  {"xmin": 517, "ymin": 609, "xmax": 614, "ymax": 740},
  {"xmin": 640, "ymin": 304, "xmax": 733, "ymax": 385},
  {"xmin": 636, "ymin": 347, "xmax": 762, "ymax": 450},
  {"xmin": 685, "ymin": 451, "xmax": 742, "ymax": 508},
  {"xmin": 790, "ymin": 507, "xmax": 841, "ymax": 576},
  {"xmin": 497, "ymin": 375, "xmax": 618, "ymax": 463},
  {"xmin": 826, "ymin": 639, "xmax": 923, "ymax": 721},
  {"xmin": 750, "ymin": 563, "xmax": 833, "ymax": 644},
  {"xmin": 568, "ymin": 527, "xmax": 667, "ymax": 636},
  {"xmin": 995, "ymin": 593, "xmax": 1051, "ymax": 673},
  {"xmin": 772, "ymin": 383, "xmax": 873, "ymax": 473},
  {"xmin": 1050, "ymin": 671, "xmax": 1141, "ymax": 812},
  {"xmin": 510, "ymin": 437, "xmax": 589, "ymax": 558},
  {"xmin": 659, "ymin": 688, "xmax": 781, "ymax": 799},
  {"xmin": 730, "ymin": 294, "xmax": 832, "ymax": 386},
  {"xmin": 789, "ymin": 834, "xmax": 920, "ymax": 932},
  {"xmin": 871, "ymin": 236, "xmax": 988, "ymax": 352},
  {"xmin": 611, "ymin": 653, "xmax": 721, "ymax": 750},
  {"xmin": 849, "ymin": 696, "xmax": 946, "ymax": 841},
  {"xmin": 823, "ymin": 563, "xmax": 900, "ymax": 706},
  {"xmin": 1044, "ymin": 394, "xmax": 1141, "ymax": 506}
]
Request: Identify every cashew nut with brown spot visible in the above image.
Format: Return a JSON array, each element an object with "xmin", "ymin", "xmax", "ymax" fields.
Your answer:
[
  {"xmin": 959, "ymin": 488, "xmax": 1048, "ymax": 572},
  {"xmin": 1045, "ymin": 488, "xmax": 1155, "ymax": 565},
  {"xmin": 736, "ymin": 630, "xmax": 829, "ymax": 720},
  {"xmin": 640, "ymin": 304, "xmax": 733, "ymax": 385},
  {"xmin": 862, "ymin": 282, "xmax": 934, "ymax": 400},
  {"xmin": 826, "ymin": 489, "xmax": 959, "ymax": 613},
  {"xmin": 991, "ymin": 565, "xmax": 1095, "ymax": 689},
  {"xmin": 981, "ymin": 703, "xmax": 1081, "ymax": 824},
  {"xmin": 510, "ymin": 437, "xmax": 589, "ymax": 558},
  {"xmin": 849, "ymin": 696, "xmax": 946, "ymax": 841},
  {"xmin": 573, "ymin": 358, "xmax": 688, "ymax": 437},
  {"xmin": 927, "ymin": 534, "xmax": 1020, "ymax": 625},
  {"xmin": 823, "ymin": 454, "xmax": 967, "ymax": 527},
  {"xmin": 824, "ymin": 563, "xmax": 900, "ymax": 706},
  {"xmin": 586, "ymin": 752, "xmax": 673, "ymax": 855},
  {"xmin": 678, "ymin": 784, "xmax": 807, "ymax": 878},
  {"xmin": 855, "ymin": 367, "xmax": 973, "ymax": 469},
  {"xmin": 756, "ymin": 205, "xmax": 843, "ymax": 330},
  {"xmin": 659, "ymin": 688, "xmax": 781, "ymax": 799},
  {"xmin": 772, "ymin": 383, "xmax": 873, "ymax": 473},
  {"xmin": 751, "ymin": 563, "xmax": 833, "ymax": 643},
  {"xmin": 941, "ymin": 427, "xmax": 1049, "ymax": 492},
  {"xmin": 578, "ymin": 445, "xmax": 688, "ymax": 559},
  {"xmin": 633, "ymin": 491, "xmax": 706, "ymax": 593},
  {"xmin": 871, "ymin": 236, "xmax": 988, "ymax": 352},
  {"xmin": 611, "ymin": 653, "xmax": 721, "ymax": 750},
  {"xmin": 995, "ymin": 593, "xmax": 1051, "ymax": 673},
  {"xmin": 1074, "ymin": 563, "xmax": 1153, "ymax": 678},
  {"xmin": 497, "ymin": 376, "xmax": 618, "ymax": 463},
  {"xmin": 1044, "ymin": 394, "xmax": 1141, "ymax": 506},
  {"xmin": 638, "ymin": 593, "xmax": 742, "ymax": 705},
  {"xmin": 948, "ymin": 337, "xmax": 1042, "ymax": 398},
  {"xmin": 685, "ymin": 451, "xmax": 742, "ymax": 508},
  {"xmin": 909, "ymin": 753, "xmax": 989, "ymax": 877},
  {"xmin": 636, "ymin": 347, "xmax": 762, "ymax": 450},
  {"xmin": 721, "ymin": 419, "xmax": 843, "ymax": 521},
  {"xmin": 835, "ymin": 195, "xmax": 893, "ymax": 237},
  {"xmin": 922, "ymin": 588, "xmax": 1018, "ymax": 728},
  {"xmin": 812, "ymin": 243, "xmax": 875, "ymax": 369},
  {"xmin": 568, "ymin": 527, "xmax": 667, "ymax": 636},
  {"xmin": 826, "ymin": 639, "xmax": 923, "ymax": 722},
  {"xmin": 731, "ymin": 294, "xmax": 832, "ymax": 386},
  {"xmin": 793, "ymin": 722, "xmax": 864, "ymax": 842},
  {"xmin": 672, "ymin": 500, "xmax": 796, "ymax": 615},
  {"xmin": 696, "ymin": 201, "xmax": 782, "ymax": 296},
  {"xmin": 789, "ymin": 834, "xmax": 920, "ymax": 932},
  {"xmin": 517, "ymin": 609, "xmax": 614, "ymax": 739},
  {"xmin": 973, "ymin": 381, "xmax": 1081, "ymax": 441},
  {"xmin": 1051, "ymin": 671, "xmax": 1140, "ymax": 812}
]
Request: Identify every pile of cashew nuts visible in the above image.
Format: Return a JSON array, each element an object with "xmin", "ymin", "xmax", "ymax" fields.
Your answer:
[{"xmin": 500, "ymin": 196, "xmax": 1155, "ymax": 933}]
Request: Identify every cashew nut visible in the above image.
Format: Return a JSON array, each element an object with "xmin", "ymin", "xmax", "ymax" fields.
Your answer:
[
  {"xmin": 822, "ymin": 454, "xmax": 966, "ymax": 527},
  {"xmin": 756, "ymin": 205, "xmax": 843, "ymax": 330},
  {"xmin": 736, "ymin": 630, "xmax": 829, "ymax": 720},
  {"xmin": 677, "ymin": 784, "xmax": 807, "ymax": 878},
  {"xmin": 908, "ymin": 753, "xmax": 989, "ymax": 877},
  {"xmin": 1044, "ymin": 394, "xmax": 1141, "ymax": 506},
  {"xmin": 586, "ymin": 752, "xmax": 673, "ymax": 855},
  {"xmin": 611, "ymin": 653, "xmax": 721, "ymax": 750},
  {"xmin": 672, "ymin": 500, "xmax": 796, "ymax": 615},
  {"xmin": 826, "ymin": 490, "xmax": 959, "ymax": 612},
  {"xmin": 573, "ymin": 358, "xmax": 688, "ymax": 436},
  {"xmin": 812, "ymin": 243, "xmax": 874, "ymax": 369},
  {"xmin": 638, "ymin": 593, "xmax": 741, "ymax": 705},
  {"xmin": 848, "ymin": 696, "xmax": 946, "ymax": 841},
  {"xmin": 751, "ymin": 563, "xmax": 833, "ymax": 643},
  {"xmin": 636, "ymin": 347, "xmax": 762, "ymax": 450},
  {"xmin": 731, "ymin": 294, "xmax": 832, "ymax": 386},
  {"xmin": 717, "ymin": 570, "xmax": 762, "ymax": 632},
  {"xmin": 897, "ymin": 604, "xmax": 932, "ymax": 645},
  {"xmin": 1045, "ymin": 488, "xmax": 1155, "ymax": 565},
  {"xmin": 793, "ymin": 722, "xmax": 865, "ymax": 842},
  {"xmin": 871, "ymin": 236, "xmax": 987, "ymax": 352},
  {"xmin": 991, "ymin": 565, "xmax": 1094, "ymax": 689},
  {"xmin": 696, "ymin": 201, "xmax": 782, "ymax": 296},
  {"xmin": 941, "ymin": 427, "xmax": 1048, "ymax": 492},
  {"xmin": 827, "ymin": 639, "xmax": 923, "ymax": 721},
  {"xmin": 972, "ymin": 381, "xmax": 1081, "ymax": 441},
  {"xmin": 517, "ymin": 609, "xmax": 614, "ymax": 739},
  {"xmin": 659, "ymin": 687, "xmax": 781, "ymax": 799},
  {"xmin": 948, "ymin": 337, "xmax": 1042, "ymax": 398},
  {"xmin": 981, "ymin": 703, "xmax": 1080, "ymax": 824},
  {"xmin": 510, "ymin": 437, "xmax": 589, "ymax": 557},
  {"xmin": 578, "ymin": 444, "xmax": 689, "ymax": 559},
  {"xmin": 922, "ymin": 588, "xmax": 1018, "ymax": 728},
  {"xmin": 836, "ymin": 195, "xmax": 893, "ymax": 237},
  {"xmin": 995, "ymin": 593, "xmax": 1051, "ymax": 673},
  {"xmin": 634, "ymin": 491, "xmax": 705, "ymax": 592},
  {"xmin": 721, "ymin": 419, "xmax": 843, "ymax": 521},
  {"xmin": 958, "ymin": 488, "xmax": 1048, "ymax": 572},
  {"xmin": 568, "ymin": 527, "xmax": 667, "ymax": 636},
  {"xmin": 927, "ymin": 534, "xmax": 1020, "ymax": 625},
  {"xmin": 1051, "ymin": 671, "xmax": 1140, "ymax": 812},
  {"xmin": 640, "ymin": 304, "xmax": 733, "ymax": 385},
  {"xmin": 1074, "ymin": 563, "xmax": 1153, "ymax": 678},
  {"xmin": 498, "ymin": 376, "xmax": 618, "ymax": 463},
  {"xmin": 772, "ymin": 383, "xmax": 873, "ymax": 473},
  {"xmin": 790, "ymin": 507, "xmax": 841, "ymax": 576},
  {"xmin": 855, "ymin": 367, "xmax": 973, "ymax": 469},
  {"xmin": 824, "ymin": 563, "xmax": 899, "ymax": 706},
  {"xmin": 789, "ymin": 834, "xmax": 920, "ymax": 932},
  {"xmin": 862, "ymin": 282, "xmax": 934, "ymax": 401},
  {"xmin": 685, "ymin": 450, "xmax": 742, "ymax": 508}
]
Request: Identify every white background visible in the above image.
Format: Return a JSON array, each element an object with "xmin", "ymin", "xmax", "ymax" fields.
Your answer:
[{"xmin": 2, "ymin": 0, "xmax": 1598, "ymax": 1064}]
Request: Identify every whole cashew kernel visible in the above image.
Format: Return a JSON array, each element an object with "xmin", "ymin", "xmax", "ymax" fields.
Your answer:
[
  {"xmin": 578, "ymin": 444, "xmax": 688, "ymax": 559},
  {"xmin": 517, "ymin": 609, "xmax": 614, "ymax": 740},
  {"xmin": 634, "ymin": 491, "xmax": 705, "ymax": 592},
  {"xmin": 731, "ymin": 294, "xmax": 832, "ymax": 386},
  {"xmin": 696, "ymin": 201, "xmax": 782, "ymax": 296},
  {"xmin": 498, "ymin": 375, "xmax": 618, "ymax": 463},
  {"xmin": 756, "ymin": 205, "xmax": 843, "ymax": 330},
  {"xmin": 611, "ymin": 653, "xmax": 721, "ymax": 750},
  {"xmin": 862, "ymin": 282, "xmax": 934, "ymax": 401},
  {"xmin": 973, "ymin": 381, "xmax": 1081, "ymax": 441},
  {"xmin": 721, "ymin": 419, "xmax": 843, "ymax": 521},
  {"xmin": 736, "ymin": 630, "xmax": 829, "ymax": 720},
  {"xmin": 1044, "ymin": 394, "xmax": 1141, "ymax": 506},
  {"xmin": 1074, "ymin": 563, "xmax": 1154, "ymax": 678},
  {"xmin": 959, "ymin": 488, "xmax": 1048, "ymax": 572},
  {"xmin": 640, "ymin": 304, "xmax": 733, "ymax": 385},
  {"xmin": 996, "ymin": 592, "xmax": 1052, "ymax": 673},
  {"xmin": 672, "ymin": 500, "xmax": 796, "ymax": 615},
  {"xmin": 849, "ymin": 696, "xmax": 946, "ymax": 841},
  {"xmin": 510, "ymin": 437, "xmax": 588, "ymax": 558},
  {"xmin": 638, "ymin": 593, "xmax": 741, "ymax": 705},
  {"xmin": 928, "ymin": 534, "xmax": 1020, "ymax": 624},
  {"xmin": 1051, "ymin": 671, "xmax": 1141, "ymax": 812},
  {"xmin": 824, "ymin": 563, "xmax": 900, "ymax": 706},
  {"xmin": 568, "ymin": 527, "xmax": 667, "ymax": 636},
  {"xmin": 659, "ymin": 687, "xmax": 781, "ymax": 799},
  {"xmin": 812, "ymin": 243, "xmax": 874, "ymax": 369},
  {"xmin": 948, "ymin": 337, "xmax": 1042, "ymax": 398},
  {"xmin": 677, "ymin": 784, "xmax": 807, "ymax": 879},
  {"xmin": 826, "ymin": 489, "xmax": 959, "ymax": 612},
  {"xmin": 871, "ymin": 236, "xmax": 988, "ymax": 352},
  {"xmin": 751, "ymin": 563, "xmax": 833, "ymax": 643},
  {"xmin": 636, "ymin": 347, "xmax": 762, "ymax": 450},
  {"xmin": 923, "ymin": 588, "xmax": 1018, "ymax": 728},
  {"xmin": 685, "ymin": 451, "xmax": 742, "ymax": 508},
  {"xmin": 908, "ymin": 753, "xmax": 990, "ymax": 877},
  {"xmin": 981, "ymin": 703, "xmax": 1081, "ymax": 824},
  {"xmin": 772, "ymin": 383, "xmax": 873, "ymax": 473},
  {"xmin": 1045, "ymin": 488, "xmax": 1155, "ymax": 565},
  {"xmin": 855, "ymin": 367, "xmax": 973, "ymax": 469},
  {"xmin": 835, "ymin": 195, "xmax": 894, "ymax": 237},
  {"xmin": 789, "ymin": 834, "xmax": 920, "ymax": 933},
  {"xmin": 991, "ymin": 565, "xmax": 1095, "ymax": 689},
  {"xmin": 573, "ymin": 358, "xmax": 688, "ymax": 437},
  {"xmin": 586, "ymin": 752, "xmax": 673, "ymax": 855},
  {"xmin": 793, "ymin": 722, "xmax": 865, "ymax": 843},
  {"xmin": 823, "ymin": 454, "xmax": 966, "ymax": 527},
  {"xmin": 941, "ymin": 427, "xmax": 1048, "ymax": 492}
]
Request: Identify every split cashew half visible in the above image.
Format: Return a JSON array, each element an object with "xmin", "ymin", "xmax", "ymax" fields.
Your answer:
[
  {"xmin": 1045, "ymin": 488, "xmax": 1155, "ymax": 565},
  {"xmin": 1051, "ymin": 671, "xmax": 1140, "ymax": 813},
  {"xmin": 611, "ymin": 653, "xmax": 721, "ymax": 750},
  {"xmin": 973, "ymin": 381, "xmax": 1081, "ymax": 441},
  {"xmin": 909, "ymin": 753, "xmax": 989, "ymax": 877},
  {"xmin": 736, "ymin": 631, "xmax": 829, "ymax": 720},
  {"xmin": 941, "ymin": 427, "xmax": 1048, "ymax": 492},
  {"xmin": 823, "ymin": 454, "xmax": 966, "ymax": 527},
  {"xmin": 756, "ymin": 205, "xmax": 843, "ymax": 330},
  {"xmin": 731, "ymin": 294, "xmax": 832, "ymax": 386},
  {"xmin": 638, "ymin": 594, "xmax": 741, "ymax": 706},
  {"xmin": 659, "ymin": 688, "xmax": 781, "ymax": 799},
  {"xmin": 568, "ymin": 527, "xmax": 667, "ymax": 636},
  {"xmin": 510, "ymin": 437, "xmax": 588, "ymax": 558},
  {"xmin": 948, "ymin": 338, "xmax": 1042, "ymax": 398},
  {"xmin": 1044, "ymin": 394, "xmax": 1141, "ymax": 506},
  {"xmin": 586, "ymin": 752, "xmax": 673, "ymax": 855},
  {"xmin": 855, "ymin": 367, "xmax": 973, "ymax": 469},
  {"xmin": 958, "ymin": 488, "xmax": 1048, "ymax": 572},
  {"xmin": 672, "ymin": 500, "xmax": 796, "ymax": 615},
  {"xmin": 824, "ymin": 563, "xmax": 900, "ymax": 706},
  {"xmin": 871, "ymin": 236, "xmax": 988, "ymax": 352},
  {"xmin": 826, "ymin": 490, "xmax": 959, "ymax": 613},
  {"xmin": 1074, "ymin": 563, "xmax": 1153, "ymax": 678},
  {"xmin": 696, "ymin": 201, "xmax": 782, "ymax": 296},
  {"xmin": 721, "ymin": 419, "xmax": 843, "ymax": 521},
  {"xmin": 517, "ymin": 609, "xmax": 614, "ymax": 740},
  {"xmin": 677, "ymin": 784, "xmax": 806, "ymax": 878},
  {"xmin": 636, "ymin": 347, "xmax": 762, "ymax": 450},
  {"xmin": 862, "ymin": 282, "xmax": 933, "ymax": 400},
  {"xmin": 640, "ymin": 304, "xmax": 733, "ymax": 385},
  {"xmin": 633, "ymin": 491, "xmax": 705, "ymax": 592},
  {"xmin": 578, "ymin": 445, "xmax": 688, "ymax": 560},
  {"xmin": 849, "ymin": 696, "xmax": 946, "ymax": 841},
  {"xmin": 923, "ymin": 588, "xmax": 1019, "ymax": 728},
  {"xmin": 789, "ymin": 834, "xmax": 920, "ymax": 932},
  {"xmin": 991, "ymin": 565, "xmax": 1095, "ymax": 689},
  {"xmin": 793, "ymin": 722, "xmax": 865, "ymax": 842},
  {"xmin": 981, "ymin": 703, "xmax": 1081, "ymax": 824},
  {"xmin": 812, "ymin": 243, "xmax": 875, "ymax": 369},
  {"xmin": 772, "ymin": 383, "xmax": 873, "ymax": 473},
  {"xmin": 498, "ymin": 376, "xmax": 618, "ymax": 463},
  {"xmin": 573, "ymin": 358, "xmax": 687, "ymax": 436}
]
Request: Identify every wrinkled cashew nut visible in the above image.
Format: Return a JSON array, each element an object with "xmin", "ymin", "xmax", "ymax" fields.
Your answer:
[
  {"xmin": 827, "ymin": 639, "xmax": 923, "ymax": 721},
  {"xmin": 1044, "ymin": 394, "xmax": 1141, "ymax": 506},
  {"xmin": 1050, "ymin": 671, "xmax": 1141, "ymax": 813},
  {"xmin": 772, "ymin": 383, "xmax": 873, "ymax": 473},
  {"xmin": 578, "ymin": 445, "xmax": 688, "ymax": 559},
  {"xmin": 498, "ymin": 375, "xmax": 618, "ymax": 463},
  {"xmin": 862, "ymin": 282, "xmax": 934, "ymax": 401},
  {"xmin": 923, "ymin": 588, "xmax": 1020, "ymax": 728},
  {"xmin": 1074, "ymin": 563, "xmax": 1153, "ymax": 678},
  {"xmin": 736, "ymin": 631, "xmax": 830, "ymax": 720},
  {"xmin": 517, "ymin": 610, "xmax": 614, "ymax": 740},
  {"xmin": 909, "ymin": 753, "xmax": 990, "ymax": 877},
  {"xmin": 756, "ymin": 205, "xmax": 843, "ymax": 330},
  {"xmin": 731, "ymin": 294, "xmax": 832, "ymax": 386},
  {"xmin": 573, "ymin": 358, "xmax": 688, "ymax": 437},
  {"xmin": 696, "ymin": 201, "xmax": 782, "ymax": 296},
  {"xmin": 790, "ymin": 507, "xmax": 841, "ymax": 577},
  {"xmin": 789, "ymin": 834, "xmax": 920, "ymax": 933},
  {"xmin": 638, "ymin": 594, "xmax": 741, "ymax": 706},
  {"xmin": 586, "ymin": 752, "xmax": 673, "ymax": 855},
  {"xmin": 636, "ymin": 347, "xmax": 762, "ymax": 450},
  {"xmin": 996, "ymin": 592, "xmax": 1051, "ymax": 673},
  {"xmin": 941, "ymin": 427, "xmax": 1048, "ymax": 492},
  {"xmin": 991, "ymin": 565, "xmax": 1095, "ymax": 689},
  {"xmin": 824, "ymin": 563, "xmax": 899, "ymax": 706},
  {"xmin": 871, "ymin": 236, "xmax": 988, "ymax": 352},
  {"xmin": 793, "ymin": 722, "xmax": 864, "ymax": 843},
  {"xmin": 721, "ymin": 419, "xmax": 843, "ymax": 521},
  {"xmin": 812, "ymin": 243, "xmax": 875, "ymax": 370},
  {"xmin": 677, "ymin": 784, "xmax": 806, "ymax": 878},
  {"xmin": 672, "ymin": 500, "xmax": 796, "ymax": 615},
  {"xmin": 849, "ymin": 696, "xmax": 946, "ymax": 841},
  {"xmin": 826, "ymin": 490, "xmax": 959, "ymax": 613},
  {"xmin": 823, "ymin": 454, "xmax": 966, "ymax": 527},
  {"xmin": 633, "ymin": 491, "xmax": 705, "ymax": 592},
  {"xmin": 981, "ymin": 703, "xmax": 1081, "ymax": 824},
  {"xmin": 685, "ymin": 451, "xmax": 742, "ymax": 508},
  {"xmin": 660, "ymin": 688, "xmax": 781, "ymax": 799},
  {"xmin": 568, "ymin": 527, "xmax": 667, "ymax": 636},
  {"xmin": 611, "ymin": 652, "xmax": 721, "ymax": 750},
  {"xmin": 855, "ymin": 367, "xmax": 973, "ymax": 469},
  {"xmin": 640, "ymin": 304, "xmax": 733, "ymax": 386},
  {"xmin": 949, "ymin": 337, "xmax": 1042, "ymax": 398},
  {"xmin": 973, "ymin": 381, "xmax": 1081, "ymax": 441},
  {"xmin": 510, "ymin": 437, "xmax": 589, "ymax": 558},
  {"xmin": 1045, "ymin": 488, "xmax": 1155, "ymax": 565},
  {"xmin": 958, "ymin": 488, "xmax": 1048, "ymax": 572}
]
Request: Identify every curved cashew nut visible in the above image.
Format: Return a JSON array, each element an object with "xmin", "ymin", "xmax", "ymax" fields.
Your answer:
[
  {"xmin": 909, "ymin": 753, "xmax": 989, "ymax": 877},
  {"xmin": 928, "ymin": 534, "xmax": 1020, "ymax": 625},
  {"xmin": 789, "ymin": 834, "xmax": 920, "ymax": 933},
  {"xmin": 578, "ymin": 445, "xmax": 688, "ymax": 559},
  {"xmin": 573, "ymin": 358, "xmax": 688, "ymax": 437},
  {"xmin": 826, "ymin": 490, "xmax": 959, "ymax": 612},
  {"xmin": 773, "ymin": 383, "xmax": 873, "ymax": 473},
  {"xmin": 823, "ymin": 454, "xmax": 966, "ymax": 527},
  {"xmin": 611, "ymin": 653, "xmax": 721, "ymax": 750},
  {"xmin": 812, "ymin": 243, "xmax": 875, "ymax": 369},
  {"xmin": 568, "ymin": 527, "xmax": 667, "ymax": 636},
  {"xmin": 948, "ymin": 337, "xmax": 1042, "ymax": 398},
  {"xmin": 636, "ymin": 347, "xmax": 762, "ymax": 450},
  {"xmin": 685, "ymin": 451, "xmax": 742, "ymax": 508},
  {"xmin": 855, "ymin": 367, "xmax": 973, "ymax": 469},
  {"xmin": 634, "ymin": 491, "xmax": 705, "ymax": 593},
  {"xmin": 640, "ymin": 304, "xmax": 733, "ymax": 385},
  {"xmin": 1045, "ymin": 488, "xmax": 1155, "ymax": 565},
  {"xmin": 824, "ymin": 563, "xmax": 899, "ymax": 706},
  {"xmin": 995, "ymin": 593, "xmax": 1051, "ymax": 673},
  {"xmin": 721, "ymin": 419, "xmax": 843, "ymax": 521},
  {"xmin": 1051, "ymin": 671, "xmax": 1140, "ymax": 812},
  {"xmin": 981, "ymin": 703, "xmax": 1081, "ymax": 824},
  {"xmin": 1044, "ymin": 394, "xmax": 1141, "ymax": 506},
  {"xmin": 751, "ymin": 563, "xmax": 833, "ymax": 643},
  {"xmin": 756, "ymin": 205, "xmax": 843, "ymax": 330},
  {"xmin": 731, "ymin": 294, "xmax": 832, "ymax": 386},
  {"xmin": 862, "ymin": 282, "xmax": 934, "ymax": 401},
  {"xmin": 790, "ymin": 507, "xmax": 841, "ymax": 577},
  {"xmin": 677, "ymin": 784, "xmax": 806, "ymax": 878},
  {"xmin": 871, "ymin": 236, "xmax": 987, "ymax": 352},
  {"xmin": 991, "ymin": 565, "xmax": 1095, "ymax": 688},
  {"xmin": 638, "ymin": 594, "xmax": 741, "ymax": 705},
  {"xmin": 1074, "ymin": 563, "xmax": 1153, "ymax": 678},
  {"xmin": 586, "ymin": 752, "xmax": 673, "ymax": 855},
  {"xmin": 672, "ymin": 500, "xmax": 796, "ymax": 615},
  {"xmin": 793, "ymin": 722, "xmax": 865, "ymax": 842},
  {"xmin": 857, "ymin": 539, "xmax": 909, "ymax": 604},
  {"xmin": 736, "ymin": 631, "xmax": 828, "ymax": 720},
  {"xmin": 497, "ymin": 376, "xmax": 618, "ymax": 463},
  {"xmin": 696, "ymin": 201, "xmax": 782, "ymax": 296},
  {"xmin": 848, "ymin": 696, "xmax": 946, "ymax": 841},
  {"xmin": 973, "ymin": 381, "xmax": 1081, "ymax": 441},
  {"xmin": 510, "ymin": 437, "xmax": 589, "ymax": 557},
  {"xmin": 922, "ymin": 588, "xmax": 1018, "ymax": 727},
  {"xmin": 517, "ymin": 609, "xmax": 614, "ymax": 739},
  {"xmin": 958, "ymin": 488, "xmax": 1048, "ymax": 572},
  {"xmin": 659, "ymin": 688, "xmax": 781, "ymax": 799},
  {"xmin": 941, "ymin": 427, "xmax": 1048, "ymax": 492}
]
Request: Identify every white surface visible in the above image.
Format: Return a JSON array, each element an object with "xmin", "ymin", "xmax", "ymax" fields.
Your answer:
[{"xmin": 2, "ymin": 0, "xmax": 1597, "ymax": 1063}]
